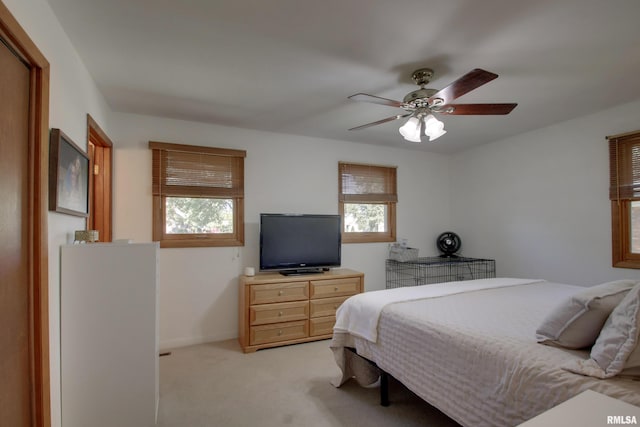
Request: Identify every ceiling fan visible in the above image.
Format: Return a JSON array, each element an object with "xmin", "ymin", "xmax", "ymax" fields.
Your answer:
[{"xmin": 348, "ymin": 68, "xmax": 517, "ymax": 143}]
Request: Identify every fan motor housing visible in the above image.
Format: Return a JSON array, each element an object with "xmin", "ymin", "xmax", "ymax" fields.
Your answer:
[{"xmin": 402, "ymin": 88, "xmax": 439, "ymax": 108}]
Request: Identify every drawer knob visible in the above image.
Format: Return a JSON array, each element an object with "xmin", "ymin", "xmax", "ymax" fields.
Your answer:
[
  {"xmin": 278, "ymin": 290, "xmax": 283, "ymax": 296},
  {"xmin": 278, "ymin": 311, "xmax": 283, "ymax": 316},
  {"xmin": 278, "ymin": 330, "xmax": 283, "ymax": 336},
  {"xmin": 334, "ymin": 286, "xmax": 339, "ymax": 291}
]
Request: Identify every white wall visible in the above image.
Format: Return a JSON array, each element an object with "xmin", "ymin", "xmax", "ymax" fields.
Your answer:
[
  {"xmin": 3, "ymin": 1, "xmax": 112, "ymax": 426},
  {"xmin": 451, "ymin": 100, "xmax": 640, "ymax": 286},
  {"xmin": 110, "ymin": 112, "xmax": 452, "ymax": 349}
]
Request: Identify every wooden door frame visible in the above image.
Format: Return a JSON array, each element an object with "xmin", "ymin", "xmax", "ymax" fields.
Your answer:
[
  {"xmin": 86, "ymin": 114, "xmax": 113, "ymax": 242},
  {"xmin": 0, "ymin": 2, "xmax": 51, "ymax": 426}
]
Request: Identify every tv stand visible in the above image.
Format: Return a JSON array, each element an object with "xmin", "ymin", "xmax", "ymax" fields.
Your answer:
[{"xmin": 280, "ymin": 268, "xmax": 323, "ymax": 276}]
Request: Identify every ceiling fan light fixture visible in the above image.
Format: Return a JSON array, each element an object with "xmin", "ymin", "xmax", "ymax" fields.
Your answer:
[
  {"xmin": 399, "ymin": 114, "xmax": 446, "ymax": 143},
  {"xmin": 399, "ymin": 117, "xmax": 422, "ymax": 143},
  {"xmin": 423, "ymin": 114, "xmax": 446, "ymax": 142}
]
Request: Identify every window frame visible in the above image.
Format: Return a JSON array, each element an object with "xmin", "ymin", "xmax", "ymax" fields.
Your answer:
[
  {"xmin": 149, "ymin": 141, "xmax": 246, "ymax": 248},
  {"xmin": 608, "ymin": 130, "xmax": 640, "ymax": 268},
  {"xmin": 338, "ymin": 162, "xmax": 397, "ymax": 244}
]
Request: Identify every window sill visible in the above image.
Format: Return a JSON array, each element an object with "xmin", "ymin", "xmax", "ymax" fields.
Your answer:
[
  {"xmin": 342, "ymin": 233, "xmax": 395, "ymax": 244},
  {"xmin": 159, "ymin": 238, "xmax": 244, "ymax": 248},
  {"xmin": 613, "ymin": 259, "xmax": 640, "ymax": 269}
]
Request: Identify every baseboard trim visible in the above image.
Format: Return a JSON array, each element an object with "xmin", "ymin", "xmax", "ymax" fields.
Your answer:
[{"xmin": 159, "ymin": 332, "xmax": 237, "ymax": 351}]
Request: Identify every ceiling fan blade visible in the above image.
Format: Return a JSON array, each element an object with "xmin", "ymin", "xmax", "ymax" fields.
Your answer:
[
  {"xmin": 437, "ymin": 103, "xmax": 517, "ymax": 115},
  {"xmin": 348, "ymin": 93, "xmax": 404, "ymax": 108},
  {"xmin": 428, "ymin": 69, "xmax": 499, "ymax": 105},
  {"xmin": 348, "ymin": 113, "xmax": 412, "ymax": 131}
]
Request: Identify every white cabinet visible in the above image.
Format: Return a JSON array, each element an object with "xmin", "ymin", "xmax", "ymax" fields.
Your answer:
[
  {"xmin": 518, "ymin": 390, "xmax": 640, "ymax": 426},
  {"xmin": 61, "ymin": 243, "xmax": 158, "ymax": 427}
]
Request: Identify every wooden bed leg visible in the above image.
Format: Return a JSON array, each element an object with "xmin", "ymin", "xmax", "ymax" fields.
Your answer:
[{"xmin": 380, "ymin": 370, "xmax": 390, "ymax": 407}]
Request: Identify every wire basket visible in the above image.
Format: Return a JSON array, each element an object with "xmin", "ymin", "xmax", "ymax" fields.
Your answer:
[{"xmin": 388, "ymin": 246, "xmax": 419, "ymax": 262}]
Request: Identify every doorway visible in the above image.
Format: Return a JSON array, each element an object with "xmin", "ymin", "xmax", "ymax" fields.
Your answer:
[{"xmin": 87, "ymin": 115, "xmax": 113, "ymax": 242}]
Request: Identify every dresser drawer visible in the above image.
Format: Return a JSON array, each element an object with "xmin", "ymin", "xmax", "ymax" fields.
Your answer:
[
  {"xmin": 310, "ymin": 316, "xmax": 335, "ymax": 337},
  {"xmin": 250, "ymin": 301, "xmax": 309, "ymax": 326},
  {"xmin": 250, "ymin": 281, "xmax": 309, "ymax": 304},
  {"xmin": 250, "ymin": 321, "xmax": 308, "ymax": 346},
  {"xmin": 309, "ymin": 296, "xmax": 350, "ymax": 318},
  {"xmin": 310, "ymin": 277, "xmax": 360, "ymax": 299}
]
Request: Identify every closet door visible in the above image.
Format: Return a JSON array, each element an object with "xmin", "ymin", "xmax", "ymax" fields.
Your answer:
[{"xmin": 0, "ymin": 34, "xmax": 32, "ymax": 427}]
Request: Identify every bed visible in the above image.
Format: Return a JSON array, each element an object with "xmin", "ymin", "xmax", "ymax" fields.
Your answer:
[{"xmin": 330, "ymin": 278, "xmax": 640, "ymax": 427}]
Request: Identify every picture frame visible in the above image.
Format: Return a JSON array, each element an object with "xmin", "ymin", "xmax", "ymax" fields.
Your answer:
[{"xmin": 49, "ymin": 128, "xmax": 89, "ymax": 217}]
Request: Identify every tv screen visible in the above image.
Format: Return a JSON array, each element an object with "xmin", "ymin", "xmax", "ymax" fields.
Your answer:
[{"xmin": 260, "ymin": 214, "xmax": 341, "ymax": 275}]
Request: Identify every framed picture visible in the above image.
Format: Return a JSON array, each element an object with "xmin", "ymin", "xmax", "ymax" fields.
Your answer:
[{"xmin": 49, "ymin": 128, "xmax": 89, "ymax": 217}]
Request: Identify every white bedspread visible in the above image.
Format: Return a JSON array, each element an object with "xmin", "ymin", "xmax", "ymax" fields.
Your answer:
[
  {"xmin": 333, "ymin": 277, "xmax": 544, "ymax": 342},
  {"xmin": 331, "ymin": 279, "xmax": 640, "ymax": 427}
]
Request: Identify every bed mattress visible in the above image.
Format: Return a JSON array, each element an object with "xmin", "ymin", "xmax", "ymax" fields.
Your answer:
[{"xmin": 331, "ymin": 279, "xmax": 640, "ymax": 427}]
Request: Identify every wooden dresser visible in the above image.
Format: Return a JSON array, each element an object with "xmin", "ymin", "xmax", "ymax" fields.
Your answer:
[{"xmin": 238, "ymin": 268, "xmax": 363, "ymax": 353}]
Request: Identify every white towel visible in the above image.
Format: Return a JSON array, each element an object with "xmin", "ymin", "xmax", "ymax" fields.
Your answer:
[{"xmin": 333, "ymin": 277, "xmax": 544, "ymax": 343}]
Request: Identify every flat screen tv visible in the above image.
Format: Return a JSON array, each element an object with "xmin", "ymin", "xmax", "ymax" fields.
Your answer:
[{"xmin": 260, "ymin": 213, "xmax": 341, "ymax": 275}]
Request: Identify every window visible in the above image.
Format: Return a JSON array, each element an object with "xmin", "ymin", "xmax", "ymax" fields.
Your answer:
[
  {"xmin": 149, "ymin": 141, "xmax": 245, "ymax": 248},
  {"xmin": 338, "ymin": 162, "xmax": 397, "ymax": 243},
  {"xmin": 608, "ymin": 130, "xmax": 640, "ymax": 268}
]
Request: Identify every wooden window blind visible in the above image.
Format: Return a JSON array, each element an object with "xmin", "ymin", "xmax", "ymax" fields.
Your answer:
[
  {"xmin": 150, "ymin": 142, "xmax": 245, "ymax": 198},
  {"xmin": 607, "ymin": 130, "xmax": 640, "ymax": 268},
  {"xmin": 339, "ymin": 162, "xmax": 397, "ymax": 203},
  {"xmin": 609, "ymin": 133, "xmax": 640, "ymax": 201}
]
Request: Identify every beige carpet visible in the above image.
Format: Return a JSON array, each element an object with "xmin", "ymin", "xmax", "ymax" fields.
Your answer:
[{"xmin": 157, "ymin": 339, "xmax": 461, "ymax": 427}]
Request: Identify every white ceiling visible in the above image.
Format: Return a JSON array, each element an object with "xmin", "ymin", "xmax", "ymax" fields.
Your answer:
[{"xmin": 45, "ymin": 0, "xmax": 640, "ymax": 153}]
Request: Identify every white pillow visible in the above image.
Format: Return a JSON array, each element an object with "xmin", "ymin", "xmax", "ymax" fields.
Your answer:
[
  {"xmin": 563, "ymin": 282, "xmax": 640, "ymax": 378},
  {"xmin": 536, "ymin": 280, "xmax": 636, "ymax": 349}
]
